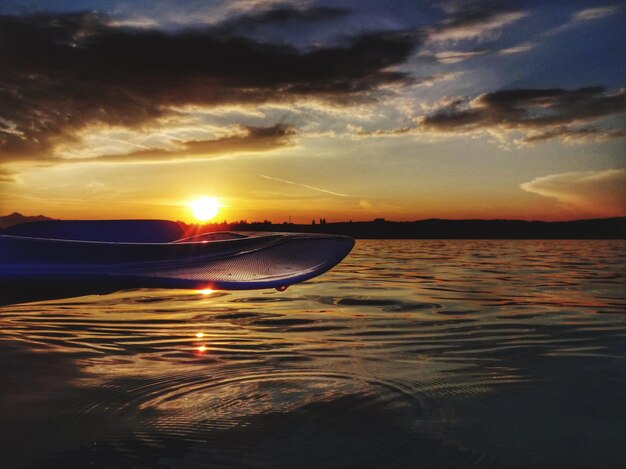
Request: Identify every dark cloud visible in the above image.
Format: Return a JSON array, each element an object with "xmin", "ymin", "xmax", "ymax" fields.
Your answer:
[
  {"xmin": 419, "ymin": 87, "xmax": 626, "ymax": 144},
  {"xmin": 81, "ymin": 124, "xmax": 296, "ymax": 163},
  {"xmin": 0, "ymin": 12, "xmax": 419, "ymax": 161},
  {"xmin": 213, "ymin": 5, "xmax": 351, "ymax": 34}
]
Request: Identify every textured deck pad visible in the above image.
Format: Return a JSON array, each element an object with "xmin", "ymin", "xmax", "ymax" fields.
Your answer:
[{"xmin": 144, "ymin": 236, "xmax": 355, "ymax": 289}]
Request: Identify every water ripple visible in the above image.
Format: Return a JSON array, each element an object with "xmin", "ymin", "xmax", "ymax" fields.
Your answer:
[{"xmin": 1, "ymin": 240, "xmax": 625, "ymax": 468}]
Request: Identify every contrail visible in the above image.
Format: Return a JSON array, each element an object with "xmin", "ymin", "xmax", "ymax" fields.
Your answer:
[
  {"xmin": 260, "ymin": 175, "xmax": 351, "ymax": 197},
  {"xmin": 109, "ymin": 138, "xmax": 152, "ymax": 150}
]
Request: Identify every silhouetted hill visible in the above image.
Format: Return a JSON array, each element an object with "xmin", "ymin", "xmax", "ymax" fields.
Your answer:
[
  {"xmin": 181, "ymin": 217, "xmax": 626, "ymax": 239},
  {"xmin": 0, "ymin": 212, "xmax": 54, "ymax": 229},
  {"xmin": 2, "ymin": 214, "xmax": 624, "ymax": 238}
]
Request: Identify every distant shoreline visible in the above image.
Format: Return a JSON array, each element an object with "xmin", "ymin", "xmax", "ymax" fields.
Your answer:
[
  {"xmin": 180, "ymin": 217, "xmax": 626, "ymax": 240},
  {"xmin": 2, "ymin": 213, "xmax": 625, "ymax": 239}
]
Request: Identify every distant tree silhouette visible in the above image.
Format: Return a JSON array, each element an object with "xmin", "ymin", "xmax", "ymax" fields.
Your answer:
[{"xmin": 312, "ymin": 219, "xmax": 316, "ymax": 225}]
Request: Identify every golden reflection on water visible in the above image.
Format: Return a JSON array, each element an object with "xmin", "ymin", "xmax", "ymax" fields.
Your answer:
[{"xmin": 1, "ymin": 240, "xmax": 625, "ymax": 468}]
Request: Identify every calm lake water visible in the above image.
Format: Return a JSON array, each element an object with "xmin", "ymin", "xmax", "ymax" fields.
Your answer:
[{"xmin": 1, "ymin": 240, "xmax": 625, "ymax": 468}]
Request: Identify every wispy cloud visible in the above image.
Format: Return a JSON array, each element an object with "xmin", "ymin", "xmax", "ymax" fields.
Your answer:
[
  {"xmin": 427, "ymin": 8, "xmax": 528, "ymax": 43},
  {"xmin": 260, "ymin": 175, "xmax": 352, "ymax": 197},
  {"xmin": 572, "ymin": 5, "xmax": 622, "ymax": 22},
  {"xmin": 423, "ymin": 41, "xmax": 535, "ymax": 64},
  {"xmin": 521, "ymin": 169, "xmax": 626, "ymax": 216},
  {"xmin": 498, "ymin": 42, "xmax": 535, "ymax": 55},
  {"xmin": 80, "ymin": 125, "xmax": 296, "ymax": 163},
  {"xmin": 0, "ymin": 167, "xmax": 17, "ymax": 183},
  {"xmin": 544, "ymin": 4, "xmax": 622, "ymax": 36},
  {"xmin": 108, "ymin": 0, "xmax": 301, "ymax": 29},
  {"xmin": 430, "ymin": 50, "xmax": 487, "ymax": 64}
]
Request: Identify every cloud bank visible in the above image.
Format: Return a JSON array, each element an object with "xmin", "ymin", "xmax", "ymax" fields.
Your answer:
[
  {"xmin": 418, "ymin": 87, "xmax": 626, "ymax": 145},
  {"xmin": 0, "ymin": 11, "xmax": 419, "ymax": 163}
]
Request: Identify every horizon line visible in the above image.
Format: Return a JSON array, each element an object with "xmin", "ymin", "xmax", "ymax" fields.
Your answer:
[{"xmin": 2, "ymin": 211, "xmax": 626, "ymax": 226}]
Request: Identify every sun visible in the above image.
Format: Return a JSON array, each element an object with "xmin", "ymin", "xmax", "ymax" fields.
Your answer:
[{"xmin": 189, "ymin": 197, "xmax": 221, "ymax": 222}]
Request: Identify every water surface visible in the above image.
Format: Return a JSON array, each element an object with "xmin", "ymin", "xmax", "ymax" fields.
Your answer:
[{"xmin": 1, "ymin": 240, "xmax": 625, "ymax": 468}]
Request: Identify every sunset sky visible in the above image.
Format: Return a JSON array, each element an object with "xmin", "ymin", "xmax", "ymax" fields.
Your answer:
[{"xmin": 1, "ymin": 0, "xmax": 624, "ymax": 223}]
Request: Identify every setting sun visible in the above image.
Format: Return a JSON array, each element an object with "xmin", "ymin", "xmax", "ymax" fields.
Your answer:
[{"xmin": 189, "ymin": 197, "xmax": 221, "ymax": 222}]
